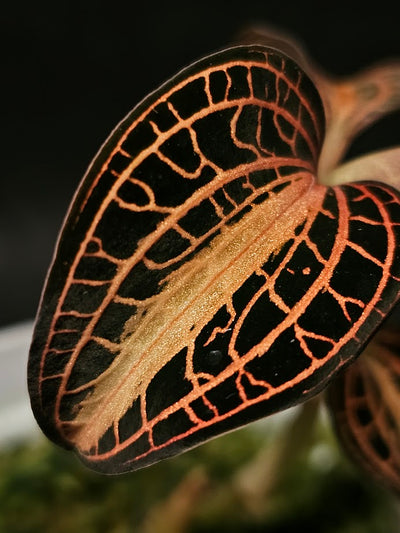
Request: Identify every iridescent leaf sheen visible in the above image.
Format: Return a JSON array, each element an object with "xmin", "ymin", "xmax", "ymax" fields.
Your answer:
[{"xmin": 28, "ymin": 44, "xmax": 400, "ymax": 477}]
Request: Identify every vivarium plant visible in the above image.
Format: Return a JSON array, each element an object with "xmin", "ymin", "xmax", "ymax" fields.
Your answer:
[{"xmin": 28, "ymin": 26, "xmax": 400, "ymax": 496}]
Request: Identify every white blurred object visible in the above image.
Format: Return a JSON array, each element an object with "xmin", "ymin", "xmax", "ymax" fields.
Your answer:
[{"xmin": 0, "ymin": 320, "xmax": 41, "ymax": 447}]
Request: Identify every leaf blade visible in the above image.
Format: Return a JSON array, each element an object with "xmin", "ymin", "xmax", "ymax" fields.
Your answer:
[
  {"xmin": 327, "ymin": 326, "xmax": 400, "ymax": 494},
  {"xmin": 28, "ymin": 45, "xmax": 400, "ymax": 475}
]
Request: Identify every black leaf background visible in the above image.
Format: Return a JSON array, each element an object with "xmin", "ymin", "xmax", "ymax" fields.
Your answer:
[{"xmin": 2, "ymin": 1, "xmax": 399, "ymax": 327}]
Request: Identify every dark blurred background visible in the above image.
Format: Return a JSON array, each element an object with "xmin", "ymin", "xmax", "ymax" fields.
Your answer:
[{"xmin": 2, "ymin": 1, "xmax": 400, "ymax": 328}]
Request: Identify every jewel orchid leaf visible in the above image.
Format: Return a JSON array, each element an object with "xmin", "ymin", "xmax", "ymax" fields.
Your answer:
[
  {"xmin": 327, "ymin": 326, "xmax": 400, "ymax": 493},
  {"xmin": 28, "ymin": 29, "xmax": 400, "ymax": 493}
]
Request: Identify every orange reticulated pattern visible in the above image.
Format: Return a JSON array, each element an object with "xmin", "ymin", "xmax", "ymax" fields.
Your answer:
[
  {"xmin": 327, "ymin": 328, "xmax": 400, "ymax": 494},
  {"xmin": 28, "ymin": 45, "xmax": 400, "ymax": 473}
]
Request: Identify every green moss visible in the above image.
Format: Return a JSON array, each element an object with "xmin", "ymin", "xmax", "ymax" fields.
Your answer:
[{"xmin": 0, "ymin": 413, "xmax": 398, "ymax": 533}]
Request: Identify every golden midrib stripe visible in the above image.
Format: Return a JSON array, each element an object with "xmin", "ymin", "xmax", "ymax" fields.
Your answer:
[{"xmin": 70, "ymin": 176, "xmax": 317, "ymax": 451}]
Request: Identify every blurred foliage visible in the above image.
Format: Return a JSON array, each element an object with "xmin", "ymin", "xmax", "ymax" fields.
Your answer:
[{"xmin": 0, "ymin": 404, "xmax": 399, "ymax": 533}]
